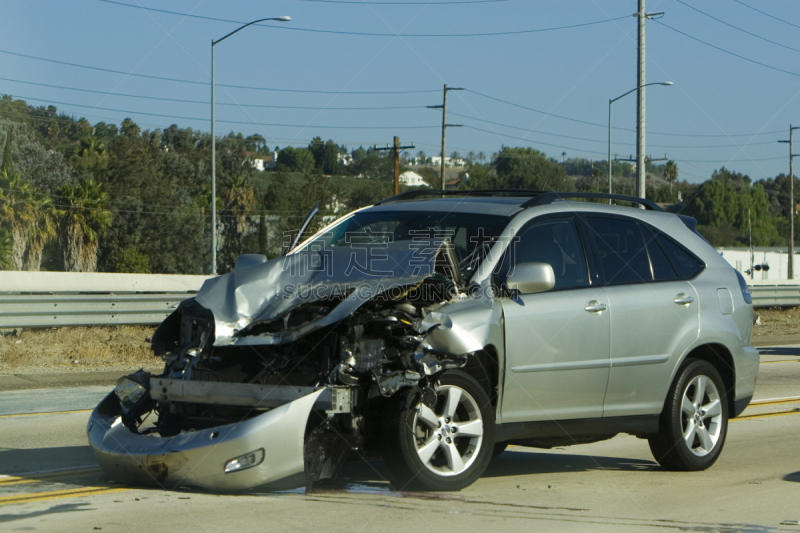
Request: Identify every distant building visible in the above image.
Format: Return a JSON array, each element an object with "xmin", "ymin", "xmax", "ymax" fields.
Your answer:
[
  {"xmin": 338, "ymin": 153, "xmax": 353, "ymax": 166},
  {"xmin": 246, "ymin": 150, "xmax": 277, "ymax": 171},
  {"xmin": 429, "ymin": 156, "xmax": 467, "ymax": 168},
  {"xmin": 445, "ymin": 177, "xmax": 462, "ymax": 190},
  {"xmin": 398, "ymin": 171, "xmax": 428, "ymax": 187}
]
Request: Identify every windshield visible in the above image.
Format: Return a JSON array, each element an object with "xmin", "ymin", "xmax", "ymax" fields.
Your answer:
[{"xmin": 303, "ymin": 210, "xmax": 510, "ymax": 281}]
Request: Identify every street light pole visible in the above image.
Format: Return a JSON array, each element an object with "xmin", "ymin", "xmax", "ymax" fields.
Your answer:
[
  {"xmin": 608, "ymin": 82, "xmax": 671, "ymax": 203},
  {"xmin": 210, "ymin": 16, "xmax": 290, "ymax": 275}
]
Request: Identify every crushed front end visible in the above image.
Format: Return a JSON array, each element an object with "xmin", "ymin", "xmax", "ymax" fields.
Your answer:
[{"xmin": 87, "ymin": 241, "xmax": 492, "ymax": 491}]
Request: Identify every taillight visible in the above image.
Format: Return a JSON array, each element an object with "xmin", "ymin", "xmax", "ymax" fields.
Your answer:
[{"xmin": 735, "ymin": 270, "xmax": 752, "ymax": 304}]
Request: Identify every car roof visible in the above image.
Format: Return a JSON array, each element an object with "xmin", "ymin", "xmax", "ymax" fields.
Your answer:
[{"xmin": 365, "ymin": 196, "xmax": 527, "ymax": 217}]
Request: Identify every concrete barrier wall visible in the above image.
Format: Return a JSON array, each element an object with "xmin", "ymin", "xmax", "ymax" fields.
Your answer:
[{"xmin": 0, "ymin": 271, "xmax": 212, "ymax": 294}]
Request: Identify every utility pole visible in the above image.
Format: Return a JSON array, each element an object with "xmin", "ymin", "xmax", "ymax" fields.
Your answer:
[
  {"xmin": 428, "ymin": 84, "xmax": 463, "ymax": 190},
  {"xmin": 636, "ymin": 0, "xmax": 646, "ymax": 201},
  {"xmin": 374, "ymin": 136, "xmax": 415, "ymax": 195},
  {"xmin": 779, "ymin": 125, "xmax": 800, "ymax": 279},
  {"xmin": 635, "ymin": 1, "xmax": 665, "ymax": 202}
]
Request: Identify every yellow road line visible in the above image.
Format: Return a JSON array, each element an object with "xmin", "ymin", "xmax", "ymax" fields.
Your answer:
[
  {"xmin": 0, "ymin": 486, "xmax": 128, "ymax": 506},
  {"xmin": 0, "ymin": 409, "xmax": 92, "ymax": 419},
  {"xmin": 733, "ymin": 409, "xmax": 800, "ymax": 421},
  {"xmin": 759, "ymin": 360, "xmax": 799, "ymax": 364},
  {"xmin": 0, "ymin": 467, "xmax": 102, "ymax": 486},
  {"xmin": 749, "ymin": 397, "xmax": 800, "ymax": 407}
]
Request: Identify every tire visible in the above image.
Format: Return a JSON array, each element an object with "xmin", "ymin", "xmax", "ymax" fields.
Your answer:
[
  {"xmin": 648, "ymin": 359, "xmax": 729, "ymax": 471},
  {"xmin": 382, "ymin": 370, "xmax": 495, "ymax": 491}
]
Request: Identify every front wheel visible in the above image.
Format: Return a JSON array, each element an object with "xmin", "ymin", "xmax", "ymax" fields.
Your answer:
[
  {"xmin": 648, "ymin": 359, "xmax": 728, "ymax": 471},
  {"xmin": 382, "ymin": 370, "xmax": 495, "ymax": 491}
]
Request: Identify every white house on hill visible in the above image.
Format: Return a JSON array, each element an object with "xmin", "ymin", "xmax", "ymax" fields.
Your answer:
[{"xmin": 399, "ymin": 171, "xmax": 429, "ymax": 187}]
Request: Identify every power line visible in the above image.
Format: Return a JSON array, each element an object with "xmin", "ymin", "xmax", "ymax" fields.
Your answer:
[
  {"xmin": 5, "ymin": 94, "xmax": 439, "ymax": 130},
  {"xmin": 674, "ymin": 0, "xmax": 800, "ymax": 54},
  {"xmin": 0, "ymin": 78, "xmax": 424, "ymax": 110},
  {"xmin": 0, "ymin": 49, "xmax": 438, "ymax": 94},
  {"xmin": 654, "ymin": 20, "xmax": 800, "ymax": 78},
  {"xmin": 0, "ymin": 109, "xmax": 419, "ymax": 149},
  {"xmin": 732, "ymin": 0, "xmax": 800, "ymax": 32},
  {"xmin": 677, "ymin": 156, "xmax": 784, "ymax": 163},
  {"xmin": 96, "ymin": 0, "xmax": 628, "ymax": 37},
  {"xmin": 464, "ymin": 88, "xmax": 784, "ymax": 137},
  {"xmin": 297, "ymin": 0, "xmax": 511, "ymax": 4},
  {"xmin": 461, "ymin": 124, "xmax": 607, "ymax": 156},
  {"xmin": 450, "ymin": 111, "xmax": 781, "ymax": 149}
]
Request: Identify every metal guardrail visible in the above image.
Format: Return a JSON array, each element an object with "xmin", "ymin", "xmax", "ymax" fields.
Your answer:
[
  {"xmin": 0, "ymin": 281, "xmax": 797, "ymax": 329},
  {"xmin": 0, "ymin": 293, "xmax": 192, "ymax": 328},
  {"xmin": 749, "ymin": 285, "xmax": 800, "ymax": 308}
]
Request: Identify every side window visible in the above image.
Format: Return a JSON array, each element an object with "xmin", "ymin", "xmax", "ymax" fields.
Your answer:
[
  {"xmin": 509, "ymin": 218, "xmax": 589, "ymax": 290},
  {"xmin": 587, "ymin": 216, "xmax": 652, "ymax": 285},
  {"xmin": 642, "ymin": 227, "xmax": 679, "ymax": 281},
  {"xmin": 654, "ymin": 232, "xmax": 704, "ymax": 279}
]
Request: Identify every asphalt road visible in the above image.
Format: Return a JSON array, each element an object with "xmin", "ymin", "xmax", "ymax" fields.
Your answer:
[{"xmin": 0, "ymin": 347, "xmax": 798, "ymax": 533}]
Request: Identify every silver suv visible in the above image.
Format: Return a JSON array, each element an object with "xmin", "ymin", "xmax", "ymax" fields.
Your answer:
[{"xmin": 88, "ymin": 191, "xmax": 759, "ymax": 492}]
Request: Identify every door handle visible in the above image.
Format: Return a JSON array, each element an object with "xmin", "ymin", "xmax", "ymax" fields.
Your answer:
[
  {"xmin": 584, "ymin": 301, "xmax": 608, "ymax": 313},
  {"xmin": 674, "ymin": 294, "xmax": 694, "ymax": 305}
]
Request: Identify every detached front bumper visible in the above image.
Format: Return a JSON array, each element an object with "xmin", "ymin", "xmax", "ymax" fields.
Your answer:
[{"xmin": 87, "ymin": 388, "xmax": 324, "ymax": 491}]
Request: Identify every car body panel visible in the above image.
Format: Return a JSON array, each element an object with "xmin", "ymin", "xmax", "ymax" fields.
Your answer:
[
  {"xmin": 602, "ymin": 280, "xmax": 700, "ymax": 416},
  {"xmin": 87, "ymin": 389, "xmax": 324, "ymax": 491},
  {"xmin": 500, "ymin": 286, "xmax": 611, "ymax": 422}
]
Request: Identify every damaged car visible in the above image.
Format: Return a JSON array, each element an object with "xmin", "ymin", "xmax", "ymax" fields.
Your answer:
[{"xmin": 87, "ymin": 190, "xmax": 759, "ymax": 492}]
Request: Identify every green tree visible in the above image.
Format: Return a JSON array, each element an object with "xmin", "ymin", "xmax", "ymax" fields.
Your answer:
[
  {"xmin": 480, "ymin": 147, "xmax": 574, "ymax": 191},
  {"xmin": 56, "ymin": 179, "xmax": 112, "ymax": 272},
  {"xmin": 117, "ymin": 245, "xmax": 151, "ymax": 273},
  {"xmin": 0, "ymin": 169, "xmax": 36, "ymax": 270},
  {"xmin": 277, "ymin": 146, "xmax": 315, "ymax": 174},
  {"xmin": 664, "ymin": 160, "xmax": 678, "ymax": 193},
  {"xmin": 24, "ymin": 194, "xmax": 57, "ymax": 271},
  {"xmin": 219, "ymin": 175, "xmax": 257, "ymax": 271},
  {"xmin": 0, "ymin": 227, "xmax": 11, "ymax": 269}
]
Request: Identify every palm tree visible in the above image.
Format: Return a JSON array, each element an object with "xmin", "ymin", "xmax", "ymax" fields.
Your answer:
[
  {"xmin": 0, "ymin": 170, "xmax": 36, "ymax": 270},
  {"xmin": 0, "ymin": 227, "xmax": 11, "ymax": 269},
  {"xmin": 222, "ymin": 175, "xmax": 256, "ymax": 259},
  {"xmin": 56, "ymin": 179, "xmax": 112, "ymax": 272},
  {"xmin": 478, "ymin": 152, "xmax": 486, "ymax": 164},
  {"xmin": 664, "ymin": 160, "xmax": 678, "ymax": 194},
  {"xmin": 24, "ymin": 195, "xmax": 57, "ymax": 271}
]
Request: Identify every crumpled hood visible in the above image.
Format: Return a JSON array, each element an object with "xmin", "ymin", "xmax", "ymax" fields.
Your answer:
[{"xmin": 194, "ymin": 241, "xmax": 448, "ymax": 346}]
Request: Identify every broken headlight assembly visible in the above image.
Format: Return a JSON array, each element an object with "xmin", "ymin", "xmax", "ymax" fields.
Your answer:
[{"xmin": 115, "ymin": 370, "xmax": 150, "ymax": 414}]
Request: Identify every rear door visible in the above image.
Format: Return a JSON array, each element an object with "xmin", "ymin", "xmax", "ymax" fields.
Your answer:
[{"xmin": 583, "ymin": 215, "xmax": 701, "ymax": 417}]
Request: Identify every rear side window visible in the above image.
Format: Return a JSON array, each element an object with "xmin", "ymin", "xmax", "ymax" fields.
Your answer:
[
  {"xmin": 653, "ymin": 232, "xmax": 704, "ymax": 279},
  {"xmin": 587, "ymin": 216, "xmax": 652, "ymax": 285},
  {"xmin": 642, "ymin": 229, "xmax": 679, "ymax": 281}
]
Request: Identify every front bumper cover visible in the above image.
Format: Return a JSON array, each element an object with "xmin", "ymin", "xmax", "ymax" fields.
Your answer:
[{"xmin": 87, "ymin": 389, "xmax": 324, "ymax": 491}]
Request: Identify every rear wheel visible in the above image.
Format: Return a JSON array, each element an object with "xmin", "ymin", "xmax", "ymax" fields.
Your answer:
[
  {"xmin": 382, "ymin": 370, "xmax": 495, "ymax": 491},
  {"xmin": 649, "ymin": 359, "xmax": 728, "ymax": 471}
]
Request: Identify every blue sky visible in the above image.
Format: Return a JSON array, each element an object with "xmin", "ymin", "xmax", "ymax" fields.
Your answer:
[{"xmin": 3, "ymin": 0, "xmax": 800, "ymax": 184}]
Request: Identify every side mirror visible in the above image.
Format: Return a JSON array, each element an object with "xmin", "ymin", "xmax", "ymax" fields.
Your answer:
[
  {"xmin": 235, "ymin": 254, "xmax": 268, "ymax": 270},
  {"xmin": 506, "ymin": 262, "xmax": 555, "ymax": 294}
]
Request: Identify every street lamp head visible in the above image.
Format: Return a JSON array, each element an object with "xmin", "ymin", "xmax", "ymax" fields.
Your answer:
[
  {"xmin": 660, "ymin": 81, "xmax": 674, "ymax": 86},
  {"xmin": 274, "ymin": 16, "xmax": 291, "ymax": 22}
]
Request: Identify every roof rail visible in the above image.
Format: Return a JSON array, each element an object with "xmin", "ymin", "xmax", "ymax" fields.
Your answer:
[
  {"xmin": 376, "ymin": 189, "xmax": 546, "ymax": 205},
  {"xmin": 521, "ymin": 192, "xmax": 664, "ymax": 212}
]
